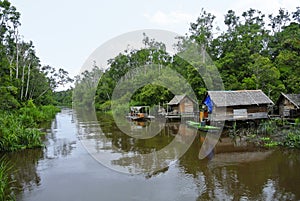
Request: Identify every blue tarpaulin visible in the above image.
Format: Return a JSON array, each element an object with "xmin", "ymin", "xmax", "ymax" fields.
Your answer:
[{"xmin": 203, "ymin": 96, "xmax": 213, "ymax": 113}]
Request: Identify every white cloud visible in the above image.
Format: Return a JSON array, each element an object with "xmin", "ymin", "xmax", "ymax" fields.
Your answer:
[{"xmin": 144, "ymin": 10, "xmax": 197, "ymax": 26}]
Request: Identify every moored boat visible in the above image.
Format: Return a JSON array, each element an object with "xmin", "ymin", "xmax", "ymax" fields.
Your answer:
[
  {"xmin": 127, "ymin": 106, "xmax": 155, "ymax": 121},
  {"xmin": 186, "ymin": 120, "xmax": 220, "ymax": 132}
]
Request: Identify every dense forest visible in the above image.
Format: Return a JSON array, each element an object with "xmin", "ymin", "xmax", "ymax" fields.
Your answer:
[
  {"xmin": 74, "ymin": 7, "xmax": 300, "ymax": 111},
  {"xmin": 0, "ymin": 1, "xmax": 73, "ymax": 110},
  {"xmin": 0, "ymin": 1, "xmax": 74, "ymax": 199},
  {"xmin": 0, "ymin": 0, "xmax": 73, "ymax": 152}
]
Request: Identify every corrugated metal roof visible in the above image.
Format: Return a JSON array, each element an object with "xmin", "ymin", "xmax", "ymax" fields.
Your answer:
[
  {"xmin": 207, "ymin": 90, "xmax": 274, "ymax": 107},
  {"xmin": 168, "ymin": 94, "xmax": 186, "ymax": 105},
  {"xmin": 281, "ymin": 93, "xmax": 300, "ymax": 108}
]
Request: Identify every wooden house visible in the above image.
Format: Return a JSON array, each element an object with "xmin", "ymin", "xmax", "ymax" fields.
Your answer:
[
  {"xmin": 277, "ymin": 93, "xmax": 300, "ymax": 118},
  {"xmin": 167, "ymin": 94, "xmax": 198, "ymax": 118},
  {"xmin": 203, "ymin": 90, "xmax": 274, "ymax": 121}
]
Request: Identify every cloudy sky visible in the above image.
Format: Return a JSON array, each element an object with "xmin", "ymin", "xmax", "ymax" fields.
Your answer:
[{"xmin": 9, "ymin": 0, "xmax": 299, "ymax": 80}]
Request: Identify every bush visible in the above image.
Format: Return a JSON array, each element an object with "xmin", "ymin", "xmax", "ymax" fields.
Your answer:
[
  {"xmin": 0, "ymin": 112, "xmax": 45, "ymax": 151},
  {"xmin": 0, "ymin": 105, "xmax": 59, "ymax": 152},
  {"xmin": 283, "ymin": 130, "xmax": 300, "ymax": 148},
  {"xmin": 95, "ymin": 100, "xmax": 111, "ymax": 112},
  {"xmin": 19, "ymin": 105, "xmax": 60, "ymax": 124},
  {"xmin": 257, "ymin": 120, "xmax": 277, "ymax": 135}
]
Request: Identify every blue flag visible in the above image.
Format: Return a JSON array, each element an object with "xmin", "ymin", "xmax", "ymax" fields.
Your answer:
[{"xmin": 203, "ymin": 96, "xmax": 213, "ymax": 113}]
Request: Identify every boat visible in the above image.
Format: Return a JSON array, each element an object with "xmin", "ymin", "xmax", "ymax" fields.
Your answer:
[
  {"xmin": 126, "ymin": 106, "xmax": 155, "ymax": 121},
  {"xmin": 186, "ymin": 120, "xmax": 220, "ymax": 132}
]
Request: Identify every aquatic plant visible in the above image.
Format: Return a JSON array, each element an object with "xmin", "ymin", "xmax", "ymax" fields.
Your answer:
[{"xmin": 0, "ymin": 157, "xmax": 15, "ymax": 201}]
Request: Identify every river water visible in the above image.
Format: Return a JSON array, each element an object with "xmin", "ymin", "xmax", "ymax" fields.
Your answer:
[{"xmin": 5, "ymin": 108, "xmax": 300, "ymax": 201}]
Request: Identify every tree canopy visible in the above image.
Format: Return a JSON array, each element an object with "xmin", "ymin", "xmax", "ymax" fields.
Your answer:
[
  {"xmin": 77, "ymin": 7, "xmax": 300, "ymax": 111},
  {"xmin": 0, "ymin": 0, "xmax": 73, "ymax": 109}
]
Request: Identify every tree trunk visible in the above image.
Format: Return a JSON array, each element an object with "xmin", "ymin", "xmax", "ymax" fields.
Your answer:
[
  {"xmin": 15, "ymin": 33, "xmax": 19, "ymax": 79},
  {"xmin": 25, "ymin": 63, "xmax": 31, "ymax": 100},
  {"xmin": 8, "ymin": 58, "xmax": 13, "ymax": 81},
  {"xmin": 20, "ymin": 62, "xmax": 26, "ymax": 101}
]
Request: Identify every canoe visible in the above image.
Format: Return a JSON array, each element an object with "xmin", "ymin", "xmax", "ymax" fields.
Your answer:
[{"xmin": 186, "ymin": 121, "xmax": 220, "ymax": 132}]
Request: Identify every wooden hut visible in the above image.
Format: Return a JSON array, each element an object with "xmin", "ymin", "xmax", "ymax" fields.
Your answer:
[
  {"xmin": 203, "ymin": 90, "xmax": 274, "ymax": 121},
  {"xmin": 277, "ymin": 93, "xmax": 300, "ymax": 118},
  {"xmin": 167, "ymin": 94, "xmax": 198, "ymax": 118}
]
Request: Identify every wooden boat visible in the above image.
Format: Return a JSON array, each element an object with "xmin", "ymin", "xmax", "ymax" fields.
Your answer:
[{"xmin": 186, "ymin": 120, "xmax": 220, "ymax": 132}]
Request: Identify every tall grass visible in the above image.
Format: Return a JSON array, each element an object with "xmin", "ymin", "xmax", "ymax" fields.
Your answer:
[
  {"xmin": 0, "ymin": 157, "xmax": 15, "ymax": 201},
  {"xmin": 0, "ymin": 103, "xmax": 60, "ymax": 152}
]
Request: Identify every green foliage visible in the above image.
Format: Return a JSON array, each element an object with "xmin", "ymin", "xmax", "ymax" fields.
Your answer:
[
  {"xmin": 93, "ymin": 7, "xmax": 300, "ymax": 111},
  {"xmin": 258, "ymin": 120, "xmax": 277, "ymax": 135},
  {"xmin": 19, "ymin": 105, "xmax": 60, "ymax": 124},
  {"xmin": 0, "ymin": 157, "xmax": 15, "ymax": 201},
  {"xmin": 264, "ymin": 141, "xmax": 279, "ymax": 148},
  {"xmin": 0, "ymin": 105, "xmax": 59, "ymax": 152},
  {"xmin": 283, "ymin": 131, "xmax": 300, "ymax": 148},
  {"xmin": 73, "ymin": 65, "xmax": 102, "ymax": 108},
  {"xmin": 0, "ymin": 86, "xmax": 20, "ymax": 110},
  {"xmin": 0, "ymin": 112, "xmax": 43, "ymax": 151},
  {"xmin": 95, "ymin": 100, "xmax": 111, "ymax": 112},
  {"xmin": 0, "ymin": 1, "xmax": 73, "ymax": 109},
  {"xmin": 53, "ymin": 88, "xmax": 73, "ymax": 106},
  {"xmin": 26, "ymin": 99, "xmax": 36, "ymax": 108}
]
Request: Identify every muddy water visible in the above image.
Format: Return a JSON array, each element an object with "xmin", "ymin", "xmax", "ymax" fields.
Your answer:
[{"xmin": 5, "ymin": 108, "xmax": 300, "ymax": 201}]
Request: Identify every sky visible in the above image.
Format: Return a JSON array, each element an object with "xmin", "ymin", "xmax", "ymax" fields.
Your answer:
[{"xmin": 9, "ymin": 0, "xmax": 299, "ymax": 86}]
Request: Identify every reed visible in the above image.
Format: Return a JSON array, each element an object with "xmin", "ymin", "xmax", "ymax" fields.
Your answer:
[{"xmin": 0, "ymin": 157, "xmax": 15, "ymax": 201}]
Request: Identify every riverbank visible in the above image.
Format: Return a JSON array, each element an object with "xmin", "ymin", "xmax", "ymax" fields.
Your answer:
[
  {"xmin": 6, "ymin": 109, "xmax": 300, "ymax": 201},
  {"xmin": 226, "ymin": 119, "xmax": 300, "ymax": 149},
  {"xmin": 0, "ymin": 103, "xmax": 60, "ymax": 152},
  {"xmin": 0, "ymin": 103, "xmax": 60, "ymax": 200}
]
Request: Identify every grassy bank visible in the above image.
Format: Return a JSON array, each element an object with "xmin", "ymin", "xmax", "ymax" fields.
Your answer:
[
  {"xmin": 0, "ymin": 102, "xmax": 60, "ymax": 200},
  {"xmin": 0, "ymin": 102, "xmax": 60, "ymax": 152}
]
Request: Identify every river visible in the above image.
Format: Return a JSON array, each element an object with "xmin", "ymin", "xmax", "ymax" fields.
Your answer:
[{"xmin": 4, "ymin": 108, "xmax": 300, "ymax": 201}]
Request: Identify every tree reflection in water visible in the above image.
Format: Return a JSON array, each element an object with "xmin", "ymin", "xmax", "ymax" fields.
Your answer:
[{"xmin": 4, "ymin": 109, "xmax": 300, "ymax": 201}]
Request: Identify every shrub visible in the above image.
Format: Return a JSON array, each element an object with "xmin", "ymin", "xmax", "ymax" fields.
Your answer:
[
  {"xmin": 0, "ymin": 105, "xmax": 59, "ymax": 152},
  {"xmin": 283, "ymin": 130, "xmax": 300, "ymax": 149}
]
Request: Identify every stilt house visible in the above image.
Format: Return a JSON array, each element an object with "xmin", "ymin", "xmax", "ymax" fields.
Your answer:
[
  {"xmin": 203, "ymin": 90, "xmax": 274, "ymax": 121},
  {"xmin": 277, "ymin": 93, "xmax": 300, "ymax": 118}
]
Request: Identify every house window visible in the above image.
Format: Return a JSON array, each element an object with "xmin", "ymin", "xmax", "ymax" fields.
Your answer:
[{"xmin": 233, "ymin": 109, "xmax": 247, "ymax": 118}]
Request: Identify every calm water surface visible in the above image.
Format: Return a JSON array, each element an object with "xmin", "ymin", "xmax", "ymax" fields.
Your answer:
[{"xmin": 5, "ymin": 108, "xmax": 300, "ymax": 201}]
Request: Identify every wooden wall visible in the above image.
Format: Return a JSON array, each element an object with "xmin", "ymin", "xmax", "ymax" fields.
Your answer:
[
  {"xmin": 279, "ymin": 98, "xmax": 298, "ymax": 117},
  {"xmin": 211, "ymin": 104, "xmax": 269, "ymax": 121}
]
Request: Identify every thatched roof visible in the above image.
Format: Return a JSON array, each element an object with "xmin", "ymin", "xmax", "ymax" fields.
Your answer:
[
  {"xmin": 280, "ymin": 93, "xmax": 300, "ymax": 108},
  {"xmin": 168, "ymin": 94, "xmax": 196, "ymax": 105},
  {"xmin": 207, "ymin": 90, "xmax": 274, "ymax": 107}
]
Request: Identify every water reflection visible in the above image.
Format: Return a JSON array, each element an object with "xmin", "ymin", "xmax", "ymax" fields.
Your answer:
[
  {"xmin": 76, "ymin": 110, "xmax": 197, "ymax": 174},
  {"xmin": 44, "ymin": 109, "xmax": 77, "ymax": 158},
  {"xmin": 3, "ymin": 108, "xmax": 300, "ymax": 201},
  {"xmin": 77, "ymin": 111, "xmax": 300, "ymax": 200},
  {"xmin": 6, "ymin": 149, "xmax": 43, "ymax": 192},
  {"xmin": 4, "ymin": 108, "xmax": 78, "ymax": 197}
]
